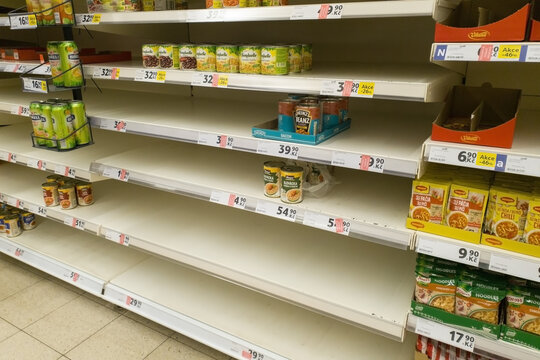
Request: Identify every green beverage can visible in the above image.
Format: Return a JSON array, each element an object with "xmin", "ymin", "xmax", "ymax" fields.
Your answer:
[
  {"xmin": 51, "ymin": 103, "xmax": 76, "ymax": 150},
  {"xmin": 69, "ymin": 101, "xmax": 91, "ymax": 145},
  {"xmin": 40, "ymin": 102, "xmax": 56, "ymax": 148},
  {"xmin": 58, "ymin": 41, "xmax": 83, "ymax": 88},
  {"xmin": 47, "ymin": 42, "xmax": 63, "ymax": 87},
  {"xmin": 30, "ymin": 101, "xmax": 45, "ymax": 146}
]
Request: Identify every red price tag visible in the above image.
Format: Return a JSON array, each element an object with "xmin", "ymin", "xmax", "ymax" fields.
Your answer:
[
  {"xmin": 360, "ymin": 155, "xmax": 370, "ymax": 170},
  {"xmin": 478, "ymin": 45, "xmax": 493, "ymax": 61},
  {"xmin": 342, "ymin": 80, "xmax": 353, "ymax": 96},
  {"xmin": 318, "ymin": 4, "xmax": 329, "ymax": 19}
]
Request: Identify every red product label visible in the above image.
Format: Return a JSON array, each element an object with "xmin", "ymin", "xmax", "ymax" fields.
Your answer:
[
  {"xmin": 449, "ymin": 197, "xmax": 470, "ymax": 214},
  {"xmin": 413, "ymin": 193, "xmax": 432, "ymax": 208}
]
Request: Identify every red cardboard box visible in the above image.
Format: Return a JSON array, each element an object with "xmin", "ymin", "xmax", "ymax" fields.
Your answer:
[
  {"xmin": 431, "ymin": 86, "xmax": 521, "ymax": 149},
  {"xmin": 435, "ymin": 0, "xmax": 530, "ymax": 42},
  {"xmin": 0, "ymin": 47, "xmax": 45, "ymax": 61}
]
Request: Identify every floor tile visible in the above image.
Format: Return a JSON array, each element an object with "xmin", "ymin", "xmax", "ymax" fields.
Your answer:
[
  {"xmin": 67, "ymin": 315, "xmax": 167, "ymax": 360},
  {"xmin": 0, "ymin": 262, "xmax": 43, "ymax": 301},
  {"xmin": 0, "ymin": 318, "xmax": 18, "ymax": 342},
  {"xmin": 0, "ymin": 279, "xmax": 78, "ymax": 328},
  {"xmin": 0, "ymin": 331, "xmax": 60, "ymax": 360},
  {"xmin": 123, "ymin": 311, "xmax": 175, "ymax": 336},
  {"xmin": 145, "ymin": 338, "xmax": 215, "ymax": 360},
  {"xmin": 81, "ymin": 292, "xmax": 127, "ymax": 314},
  {"xmin": 171, "ymin": 332, "xmax": 230, "ymax": 360},
  {"xmin": 25, "ymin": 295, "xmax": 121, "ymax": 354},
  {"xmin": 44, "ymin": 274, "xmax": 86, "ymax": 295}
]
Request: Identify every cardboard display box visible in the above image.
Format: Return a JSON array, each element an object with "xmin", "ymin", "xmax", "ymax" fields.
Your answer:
[
  {"xmin": 481, "ymin": 233, "xmax": 540, "ymax": 257},
  {"xmin": 0, "ymin": 47, "xmax": 45, "ymax": 61},
  {"xmin": 406, "ymin": 218, "xmax": 482, "ymax": 244},
  {"xmin": 500, "ymin": 325, "xmax": 540, "ymax": 352}
]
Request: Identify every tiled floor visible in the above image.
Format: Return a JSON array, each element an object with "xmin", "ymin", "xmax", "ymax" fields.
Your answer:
[{"xmin": 0, "ymin": 254, "xmax": 234, "ymax": 360}]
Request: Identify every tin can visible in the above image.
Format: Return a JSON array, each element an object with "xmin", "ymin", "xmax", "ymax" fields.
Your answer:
[
  {"xmin": 39, "ymin": 0, "xmax": 55, "ymax": 25},
  {"xmin": 247, "ymin": 0, "xmax": 260, "ymax": 6},
  {"xmin": 142, "ymin": 44, "xmax": 160, "ymax": 68},
  {"xmin": 216, "ymin": 45, "xmax": 239, "ymax": 73},
  {"xmin": 40, "ymin": 102, "xmax": 57, "ymax": 148},
  {"xmin": 0, "ymin": 211, "xmax": 7, "ymax": 233},
  {"xmin": 30, "ymin": 101, "xmax": 46, "ymax": 146},
  {"xmin": 301, "ymin": 96, "xmax": 319, "ymax": 104},
  {"xmin": 69, "ymin": 101, "xmax": 91, "ymax": 145},
  {"xmin": 196, "ymin": 45, "xmax": 216, "ymax": 72},
  {"xmin": 206, "ymin": 0, "xmax": 223, "ymax": 8},
  {"xmin": 26, "ymin": 0, "xmax": 43, "ymax": 25},
  {"xmin": 142, "ymin": 0, "xmax": 154, "ymax": 10},
  {"xmin": 223, "ymin": 0, "xmax": 246, "ymax": 6},
  {"xmin": 76, "ymin": 182, "xmax": 94, "ymax": 206},
  {"xmin": 58, "ymin": 41, "xmax": 83, "ymax": 88},
  {"xmin": 261, "ymin": 46, "xmax": 288, "ymax": 75},
  {"xmin": 51, "ymin": 103, "xmax": 76, "ymax": 150},
  {"xmin": 21, "ymin": 212, "xmax": 36, "ymax": 230},
  {"xmin": 47, "ymin": 175, "xmax": 62, "ymax": 183},
  {"xmin": 58, "ymin": 184, "xmax": 77, "ymax": 210},
  {"xmin": 264, "ymin": 161, "xmax": 285, "ymax": 198},
  {"xmin": 4, "ymin": 215, "xmax": 22, "ymax": 238},
  {"xmin": 288, "ymin": 45, "xmax": 302, "ymax": 73},
  {"xmin": 281, "ymin": 166, "xmax": 303, "ymax": 204},
  {"xmin": 42, "ymin": 182, "xmax": 59, "ymax": 207},
  {"xmin": 302, "ymin": 44, "xmax": 312, "ymax": 72},
  {"xmin": 278, "ymin": 99, "xmax": 297, "ymax": 132},
  {"xmin": 176, "ymin": 0, "xmax": 188, "ymax": 9},
  {"xmin": 179, "ymin": 44, "xmax": 197, "ymax": 70},
  {"xmin": 239, "ymin": 46, "xmax": 261, "ymax": 74},
  {"xmin": 294, "ymin": 103, "xmax": 321, "ymax": 135},
  {"xmin": 321, "ymin": 98, "xmax": 340, "ymax": 129},
  {"xmin": 159, "ymin": 44, "xmax": 179, "ymax": 69},
  {"xmin": 47, "ymin": 42, "xmax": 63, "ymax": 87},
  {"xmin": 52, "ymin": 0, "xmax": 74, "ymax": 24},
  {"xmin": 337, "ymin": 97, "xmax": 349, "ymax": 121}
]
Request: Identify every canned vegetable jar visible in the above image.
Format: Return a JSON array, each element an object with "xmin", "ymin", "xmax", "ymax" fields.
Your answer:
[
  {"xmin": 30, "ymin": 101, "xmax": 46, "ymax": 146},
  {"xmin": 51, "ymin": 103, "xmax": 77, "ymax": 150},
  {"xmin": 58, "ymin": 41, "xmax": 83, "ymax": 88},
  {"xmin": 278, "ymin": 99, "xmax": 297, "ymax": 132},
  {"xmin": 281, "ymin": 166, "xmax": 303, "ymax": 204},
  {"xmin": 261, "ymin": 46, "xmax": 288, "ymax": 75},
  {"xmin": 40, "ymin": 102, "xmax": 57, "ymax": 148},
  {"xmin": 295, "ymin": 103, "xmax": 321, "ymax": 135},
  {"xmin": 47, "ymin": 42, "xmax": 63, "ymax": 87},
  {"xmin": 239, "ymin": 46, "xmax": 261, "ymax": 74},
  {"xmin": 216, "ymin": 45, "xmax": 239, "ymax": 73},
  {"xmin": 142, "ymin": 44, "xmax": 160, "ymax": 68},
  {"xmin": 58, "ymin": 184, "xmax": 77, "ymax": 210},
  {"xmin": 206, "ymin": 0, "xmax": 223, "ymax": 8},
  {"xmin": 159, "ymin": 44, "xmax": 179, "ymax": 69},
  {"xmin": 179, "ymin": 44, "xmax": 197, "ymax": 70},
  {"xmin": 264, "ymin": 161, "xmax": 285, "ymax": 198},
  {"xmin": 69, "ymin": 101, "xmax": 91, "ymax": 145},
  {"xmin": 196, "ymin": 45, "xmax": 217, "ymax": 72},
  {"xmin": 321, "ymin": 98, "xmax": 340, "ymax": 129},
  {"xmin": 288, "ymin": 45, "xmax": 302, "ymax": 73},
  {"xmin": 76, "ymin": 182, "xmax": 94, "ymax": 206},
  {"xmin": 4, "ymin": 215, "xmax": 22, "ymax": 238},
  {"xmin": 21, "ymin": 212, "xmax": 36, "ymax": 230},
  {"xmin": 42, "ymin": 182, "xmax": 59, "ymax": 207},
  {"xmin": 302, "ymin": 44, "xmax": 312, "ymax": 72}
]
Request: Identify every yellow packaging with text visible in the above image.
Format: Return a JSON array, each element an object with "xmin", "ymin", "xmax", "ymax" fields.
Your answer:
[
  {"xmin": 524, "ymin": 198, "xmax": 540, "ymax": 246},
  {"xmin": 445, "ymin": 183, "xmax": 488, "ymax": 233},
  {"xmin": 409, "ymin": 179, "xmax": 450, "ymax": 225}
]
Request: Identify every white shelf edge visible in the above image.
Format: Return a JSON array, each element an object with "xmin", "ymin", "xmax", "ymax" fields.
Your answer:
[{"xmin": 431, "ymin": 42, "xmax": 540, "ymax": 63}]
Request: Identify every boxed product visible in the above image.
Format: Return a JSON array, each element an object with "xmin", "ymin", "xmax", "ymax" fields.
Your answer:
[
  {"xmin": 431, "ymin": 86, "xmax": 521, "ymax": 149},
  {"xmin": 434, "ymin": 0, "xmax": 531, "ymax": 42},
  {"xmin": 0, "ymin": 47, "xmax": 45, "ymax": 61}
]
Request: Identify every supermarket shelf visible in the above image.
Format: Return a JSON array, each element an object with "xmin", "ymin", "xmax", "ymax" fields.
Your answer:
[
  {"xmin": 83, "ymin": 61, "xmax": 461, "ymax": 102},
  {"xmin": 105, "ymin": 256, "xmax": 417, "ymax": 360},
  {"xmin": 0, "ymin": 17, "xmax": 9, "ymax": 27},
  {"xmin": 431, "ymin": 42, "xmax": 540, "ymax": 63},
  {"xmin": 414, "ymin": 232, "xmax": 540, "ymax": 283},
  {"xmin": 88, "ymin": 136, "xmax": 414, "ymax": 248},
  {"xmin": 423, "ymin": 109, "xmax": 540, "ymax": 178},
  {"xmin": 0, "ymin": 60, "xmax": 50, "ymax": 75},
  {"xmin": 407, "ymin": 314, "xmax": 539, "ymax": 360},
  {"xmin": 0, "ymin": 219, "xmax": 148, "ymax": 296}
]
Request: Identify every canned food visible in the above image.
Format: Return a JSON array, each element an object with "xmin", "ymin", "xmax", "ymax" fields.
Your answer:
[
  {"xmin": 295, "ymin": 103, "xmax": 321, "ymax": 135},
  {"xmin": 52, "ymin": 0, "xmax": 74, "ymax": 24},
  {"xmin": 264, "ymin": 161, "xmax": 285, "ymax": 198},
  {"xmin": 261, "ymin": 46, "xmax": 288, "ymax": 75},
  {"xmin": 58, "ymin": 184, "xmax": 77, "ymax": 210},
  {"xmin": 58, "ymin": 41, "xmax": 83, "ymax": 88},
  {"xmin": 0, "ymin": 211, "xmax": 7, "ymax": 233},
  {"xmin": 261, "ymin": 0, "xmax": 271, "ymax": 5},
  {"xmin": 47, "ymin": 42, "xmax": 63, "ymax": 87},
  {"xmin": 196, "ymin": 45, "xmax": 217, "ymax": 72},
  {"xmin": 287, "ymin": 93, "xmax": 308, "ymax": 101},
  {"xmin": 337, "ymin": 97, "xmax": 349, "ymax": 121},
  {"xmin": 302, "ymin": 44, "xmax": 312, "ymax": 72},
  {"xmin": 206, "ymin": 0, "xmax": 223, "ymax": 8},
  {"xmin": 179, "ymin": 44, "xmax": 197, "ymax": 70},
  {"xmin": 70, "ymin": 101, "xmax": 91, "ymax": 146},
  {"xmin": 51, "ymin": 102, "xmax": 76, "ymax": 150},
  {"xmin": 239, "ymin": 46, "xmax": 261, "ymax": 74},
  {"xmin": 39, "ymin": 0, "xmax": 56, "ymax": 25},
  {"xmin": 224, "ymin": 0, "xmax": 247, "ymax": 7},
  {"xmin": 4, "ymin": 215, "xmax": 22, "ymax": 238},
  {"xmin": 46, "ymin": 175, "xmax": 62, "ymax": 183},
  {"xmin": 122, "ymin": 0, "xmax": 141, "ymax": 11},
  {"xmin": 176, "ymin": 0, "xmax": 188, "ymax": 9},
  {"xmin": 278, "ymin": 99, "xmax": 297, "ymax": 132},
  {"xmin": 142, "ymin": 44, "xmax": 160, "ymax": 68},
  {"xmin": 301, "ymin": 96, "xmax": 319, "ymax": 104},
  {"xmin": 76, "ymin": 182, "xmax": 94, "ymax": 206},
  {"xmin": 159, "ymin": 44, "xmax": 179, "ymax": 69},
  {"xmin": 21, "ymin": 212, "xmax": 36, "ymax": 230},
  {"xmin": 216, "ymin": 45, "xmax": 239, "ymax": 73},
  {"xmin": 247, "ymin": 0, "xmax": 260, "ymax": 6},
  {"xmin": 42, "ymin": 182, "xmax": 59, "ymax": 207},
  {"xmin": 288, "ymin": 45, "xmax": 302, "ymax": 73},
  {"xmin": 321, "ymin": 99, "xmax": 340, "ymax": 129},
  {"xmin": 142, "ymin": 0, "xmax": 154, "ymax": 10},
  {"xmin": 281, "ymin": 166, "xmax": 303, "ymax": 204}
]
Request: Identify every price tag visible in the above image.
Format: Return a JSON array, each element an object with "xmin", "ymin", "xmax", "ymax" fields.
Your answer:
[
  {"xmin": 331, "ymin": 151, "xmax": 385, "ymax": 173},
  {"xmin": 11, "ymin": 105, "xmax": 30, "ymax": 116},
  {"xmin": 126, "ymin": 295, "xmax": 142, "ymax": 308},
  {"xmin": 3, "ymin": 64, "xmax": 20, "ymax": 73},
  {"xmin": 68, "ymin": 272, "xmax": 80, "ymax": 282},
  {"xmin": 10, "ymin": 14, "xmax": 37, "ymax": 29},
  {"xmin": 26, "ymin": 159, "xmax": 46, "ymax": 170},
  {"xmin": 187, "ymin": 9, "xmax": 224, "ymax": 22},
  {"xmin": 489, "ymin": 254, "xmax": 539, "ymax": 282},
  {"xmin": 321, "ymin": 80, "xmax": 375, "ymax": 98},
  {"xmin": 14, "ymin": 248, "xmax": 24, "ymax": 257},
  {"xmin": 290, "ymin": 4, "xmax": 344, "ymax": 20},
  {"xmin": 76, "ymin": 13, "xmax": 101, "ymax": 24},
  {"xmin": 105, "ymin": 230, "xmax": 130, "ymax": 246},
  {"xmin": 303, "ymin": 211, "xmax": 351, "ymax": 235},
  {"xmin": 505, "ymin": 155, "xmax": 540, "ymax": 177},
  {"xmin": 191, "ymin": 72, "xmax": 228, "ymax": 88},
  {"xmin": 102, "ymin": 167, "xmax": 130, "ymax": 182},
  {"xmin": 55, "ymin": 165, "xmax": 76, "ymax": 178},
  {"xmin": 255, "ymin": 201, "xmax": 297, "ymax": 222},
  {"xmin": 240, "ymin": 348, "xmax": 267, "ymax": 360},
  {"xmin": 100, "ymin": 120, "xmax": 127, "ymax": 132},
  {"xmin": 415, "ymin": 317, "xmax": 475, "ymax": 352},
  {"xmin": 64, "ymin": 216, "xmax": 85, "ymax": 230},
  {"xmin": 92, "ymin": 67, "xmax": 120, "ymax": 80},
  {"xmin": 428, "ymin": 146, "xmax": 507, "ymax": 172},
  {"xmin": 0, "ymin": 152, "xmax": 17, "ymax": 163},
  {"xmin": 4, "ymin": 196, "xmax": 16, "ymax": 207},
  {"xmin": 32, "ymin": 65, "xmax": 51, "ymax": 75},
  {"xmin": 497, "ymin": 45, "xmax": 521, "ymax": 60},
  {"xmin": 135, "ymin": 69, "xmax": 166, "ymax": 83},
  {"xmin": 210, "ymin": 191, "xmax": 247, "ymax": 209},
  {"xmin": 198, "ymin": 133, "xmax": 233, "ymax": 149},
  {"xmin": 416, "ymin": 236, "xmax": 480, "ymax": 267},
  {"xmin": 22, "ymin": 78, "xmax": 47, "ymax": 93},
  {"xmin": 257, "ymin": 142, "xmax": 299, "ymax": 160},
  {"xmin": 27, "ymin": 203, "xmax": 47, "ymax": 217}
]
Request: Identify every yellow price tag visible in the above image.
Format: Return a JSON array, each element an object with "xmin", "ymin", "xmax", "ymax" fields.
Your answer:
[
  {"xmin": 92, "ymin": 14, "xmax": 101, "ymax": 23},
  {"xmin": 475, "ymin": 152, "xmax": 496, "ymax": 167},
  {"xmin": 357, "ymin": 82, "xmax": 375, "ymax": 97},
  {"xmin": 28, "ymin": 14, "xmax": 37, "ymax": 26},
  {"xmin": 156, "ymin": 71, "xmax": 166, "ymax": 82},
  {"xmin": 114, "ymin": 68, "xmax": 120, "ymax": 79},
  {"xmin": 217, "ymin": 75, "xmax": 228, "ymax": 87},
  {"xmin": 497, "ymin": 45, "xmax": 521, "ymax": 59},
  {"xmin": 40, "ymin": 81, "xmax": 47, "ymax": 92}
]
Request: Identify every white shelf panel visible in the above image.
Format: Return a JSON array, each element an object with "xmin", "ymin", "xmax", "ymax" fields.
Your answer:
[
  {"xmin": 0, "ymin": 60, "xmax": 50, "ymax": 75},
  {"xmin": 423, "ymin": 109, "xmax": 540, "ymax": 178},
  {"xmin": 431, "ymin": 42, "xmax": 540, "ymax": 63},
  {"xmin": 0, "ymin": 219, "xmax": 148, "ymax": 295},
  {"xmin": 88, "ymin": 135, "xmax": 414, "ymax": 248},
  {"xmin": 106, "ymin": 256, "xmax": 417, "ymax": 360},
  {"xmin": 407, "ymin": 314, "xmax": 539, "ymax": 360}
]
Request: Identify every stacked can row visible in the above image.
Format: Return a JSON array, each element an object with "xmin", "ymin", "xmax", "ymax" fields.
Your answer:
[
  {"xmin": 0, "ymin": 205, "xmax": 38, "ymax": 238},
  {"xmin": 86, "ymin": 0, "xmax": 187, "ymax": 12},
  {"xmin": 206, "ymin": 0, "xmax": 287, "ymax": 8},
  {"xmin": 25, "ymin": 0, "xmax": 74, "ymax": 25},
  {"xmin": 142, "ymin": 44, "xmax": 312, "ymax": 75},
  {"xmin": 30, "ymin": 99, "xmax": 91, "ymax": 150},
  {"xmin": 42, "ymin": 175, "xmax": 94, "ymax": 210},
  {"xmin": 47, "ymin": 41, "xmax": 83, "ymax": 88}
]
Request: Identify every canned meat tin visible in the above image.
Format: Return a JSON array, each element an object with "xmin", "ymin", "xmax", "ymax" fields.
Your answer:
[
  {"xmin": 263, "ymin": 161, "xmax": 285, "ymax": 198},
  {"xmin": 281, "ymin": 166, "xmax": 303, "ymax": 204}
]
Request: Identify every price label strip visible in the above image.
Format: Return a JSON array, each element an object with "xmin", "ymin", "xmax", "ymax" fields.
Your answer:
[
  {"xmin": 22, "ymin": 78, "xmax": 47, "ymax": 93},
  {"xmin": 76, "ymin": 13, "xmax": 101, "ymax": 25},
  {"xmin": 135, "ymin": 69, "xmax": 166, "ymax": 83},
  {"xmin": 198, "ymin": 133, "xmax": 233, "ymax": 149},
  {"xmin": 64, "ymin": 216, "xmax": 85, "ymax": 230},
  {"xmin": 0, "ymin": 152, "xmax": 17, "ymax": 163},
  {"xmin": 415, "ymin": 317, "xmax": 475, "ymax": 352},
  {"xmin": 416, "ymin": 236, "xmax": 480, "ymax": 267},
  {"xmin": 257, "ymin": 142, "xmax": 300, "ymax": 160},
  {"xmin": 331, "ymin": 151, "xmax": 385, "ymax": 173},
  {"xmin": 321, "ymin": 79, "xmax": 375, "ymax": 98},
  {"xmin": 210, "ymin": 191, "xmax": 247, "ymax": 209},
  {"xmin": 489, "ymin": 254, "xmax": 539, "ymax": 283},
  {"xmin": 11, "ymin": 105, "xmax": 30, "ymax": 116},
  {"xmin": 191, "ymin": 72, "xmax": 228, "ymax": 88},
  {"xmin": 126, "ymin": 295, "xmax": 142, "ymax": 308},
  {"xmin": 102, "ymin": 166, "xmax": 130, "ymax": 182},
  {"xmin": 303, "ymin": 211, "xmax": 351, "ymax": 235},
  {"xmin": 10, "ymin": 14, "xmax": 37, "ymax": 29},
  {"xmin": 255, "ymin": 201, "xmax": 297, "ymax": 222},
  {"xmin": 187, "ymin": 9, "xmax": 225, "ymax": 22},
  {"xmin": 428, "ymin": 146, "xmax": 508, "ymax": 172},
  {"xmin": 27, "ymin": 159, "xmax": 46, "ymax": 170},
  {"xmin": 105, "ymin": 230, "xmax": 130, "ymax": 246},
  {"xmin": 291, "ymin": 3, "xmax": 344, "ymax": 20},
  {"xmin": 93, "ymin": 67, "xmax": 120, "ymax": 80},
  {"xmin": 27, "ymin": 203, "xmax": 47, "ymax": 217},
  {"xmin": 99, "ymin": 119, "xmax": 127, "ymax": 132},
  {"xmin": 55, "ymin": 165, "xmax": 76, "ymax": 178}
]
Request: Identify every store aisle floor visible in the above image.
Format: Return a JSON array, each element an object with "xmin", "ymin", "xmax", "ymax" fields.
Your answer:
[{"xmin": 0, "ymin": 254, "xmax": 234, "ymax": 360}]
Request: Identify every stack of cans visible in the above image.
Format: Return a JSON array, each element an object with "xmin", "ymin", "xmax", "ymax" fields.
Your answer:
[{"xmin": 47, "ymin": 41, "xmax": 84, "ymax": 88}]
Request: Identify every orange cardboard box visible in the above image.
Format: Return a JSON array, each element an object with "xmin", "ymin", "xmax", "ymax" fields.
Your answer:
[
  {"xmin": 435, "ymin": 0, "xmax": 530, "ymax": 42},
  {"xmin": 0, "ymin": 47, "xmax": 45, "ymax": 61},
  {"xmin": 432, "ymin": 86, "xmax": 521, "ymax": 149}
]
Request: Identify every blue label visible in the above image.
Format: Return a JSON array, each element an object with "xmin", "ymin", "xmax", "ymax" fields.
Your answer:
[
  {"xmin": 433, "ymin": 45, "xmax": 447, "ymax": 61},
  {"xmin": 495, "ymin": 154, "xmax": 507, "ymax": 172}
]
